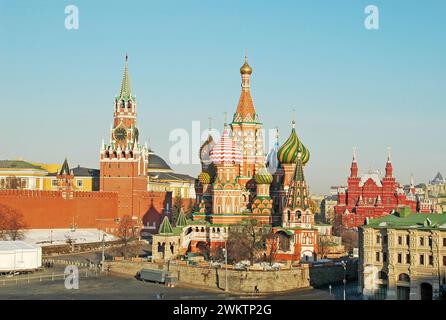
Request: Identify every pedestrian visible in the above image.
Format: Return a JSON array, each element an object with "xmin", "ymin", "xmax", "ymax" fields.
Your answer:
[{"xmin": 254, "ymin": 285, "xmax": 259, "ymax": 293}]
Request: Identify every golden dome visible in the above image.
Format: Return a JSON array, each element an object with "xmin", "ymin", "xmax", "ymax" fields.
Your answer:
[{"xmin": 240, "ymin": 58, "xmax": 252, "ymax": 75}]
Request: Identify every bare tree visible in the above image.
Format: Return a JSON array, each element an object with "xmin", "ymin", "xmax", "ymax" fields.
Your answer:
[
  {"xmin": 0, "ymin": 204, "xmax": 27, "ymax": 240},
  {"xmin": 116, "ymin": 215, "xmax": 139, "ymax": 258},
  {"xmin": 317, "ymin": 235, "xmax": 334, "ymax": 260},
  {"xmin": 338, "ymin": 226, "xmax": 359, "ymax": 254},
  {"xmin": 227, "ymin": 219, "xmax": 271, "ymax": 264}
]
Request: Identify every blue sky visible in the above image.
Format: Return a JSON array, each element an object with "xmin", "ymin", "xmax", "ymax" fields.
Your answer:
[{"xmin": 0, "ymin": 0, "xmax": 445, "ymax": 194}]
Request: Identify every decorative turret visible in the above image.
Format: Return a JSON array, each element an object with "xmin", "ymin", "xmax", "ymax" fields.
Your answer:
[
  {"xmin": 350, "ymin": 147, "xmax": 358, "ymax": 178},
  {"xmin": 375, "ymin": 195, "xmax": 383, "ymax": 207},
  {"xmin": 57, "ymin": 158, "xmax": 74, "ymax": 199},
  {"xmin": 284, "ymin": 148, "xmax": 309, "ymax": 210},
  {"xmin": 232, "ymin": 55, "xmax": 259, "ymax": 124},
  {"xmin": 266, "ymin": 127, "xmax": 280, "ymax": 175},
  {"xmin": 175, "ymin": 209, "xmax": 187, "ymax": 227},
  {"xmin": 158, "ymin": 216, "xmax": 173, "ymax": 235},
  {"xmin": 385, "ymin": 147, "xmax": 393, "ymax": 178},
  {"xmin": 277, "ymin": 118, "xmax": 309, "ymax": 166},
  {"xmin": 252, "ymin": 166, "xmax": 273, "ymax": 216}
]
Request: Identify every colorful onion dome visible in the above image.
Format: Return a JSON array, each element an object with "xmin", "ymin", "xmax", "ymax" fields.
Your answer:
[
  {"xmin": 199, "ymin": 135, "xmax": 215, "ymax": 164},
  {"xmin": 210, "ymin": 125, "xmax": 242, "ymax": 164},
  {"xmin": 277, "ymin": 123, "xmax": 310, "ymax": 165},
  {"xmin": 198, "ymin": 171, "xmax": 211, "ymax": 184},
  {"xmin": 254, "ymin": 167, "xmax": 273, "ymax": 185},
  {"xmin": 240, "ymin": 57, "xmax": 253, "ymax": 75},
  {"xmin": 265, "ymin": 128, "xmax": 280, "ymax": 174}
]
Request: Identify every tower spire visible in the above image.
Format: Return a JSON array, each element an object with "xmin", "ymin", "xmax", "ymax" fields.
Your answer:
[
  {"xmin": 292, "ymin": 108, "xmax": 296, "ymax": 128},
  {"xmin": 385, "ymin": 146, "xmax": 393, "ymax": 178},
  {"xmin": 387, "ymin": 146, "xmax": 392, "ymax": 163},
  {"xmin": 208, "ymin": 116, "xmax": 213, "ymax": 137},
  {"xmin": 119, "ymin": 54, "xmax": 132, "ymax": 101},
  {"xmin": 285, "ymin": 150, "xmax": 309, "ymax": 210}
]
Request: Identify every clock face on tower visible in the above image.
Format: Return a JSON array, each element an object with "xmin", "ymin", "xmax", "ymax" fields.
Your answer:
[{"xmin": 114, "ymin": 127, "xmax": 127, "ymax": 141}]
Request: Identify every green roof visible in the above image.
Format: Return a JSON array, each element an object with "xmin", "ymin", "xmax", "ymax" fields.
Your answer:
[
  {"xmin": 176, "ymin": 210, "xmax": 187, "ymax": 227},
  {"xmin": 0, "ymin": 160, "xmax": 44, "ymax": 170},
  {"xmin": 364, "ymin": 211, "xmax": 446, "ymax": 230},
  {"xmin": 117, "ymin": 56, "xmax": 134, "ymax": 101},
  {"xmin": 158, "ymin": 216, "xmax": 174, "ymax": 235}
]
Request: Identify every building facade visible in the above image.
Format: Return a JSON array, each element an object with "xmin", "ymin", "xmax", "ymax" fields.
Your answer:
[
  {"xmin": 359, "ymin": 207, "xmax": 446, "ymax": 300},
  {"xmin": 335, "ymin": 149, "xmax": 420, "ymax": 229}
]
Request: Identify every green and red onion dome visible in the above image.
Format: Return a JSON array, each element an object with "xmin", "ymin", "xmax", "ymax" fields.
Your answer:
[{"xmin": 277, "ymin": 127, "xmax": 309, "ymax": 165}]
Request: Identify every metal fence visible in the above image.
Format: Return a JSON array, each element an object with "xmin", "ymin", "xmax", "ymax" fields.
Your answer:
[{"xmin": 0, "ymin": 267, "xmax": 104, "ymax": 287}]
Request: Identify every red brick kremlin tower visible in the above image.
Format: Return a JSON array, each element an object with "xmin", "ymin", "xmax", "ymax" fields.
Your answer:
[
  {"xmin": 334, "ymin": 147, "xmax": 418, "ymax": 228},
  {"xmin": 99, "ymin": 55, "xmax": 150, "ymax": 219}
]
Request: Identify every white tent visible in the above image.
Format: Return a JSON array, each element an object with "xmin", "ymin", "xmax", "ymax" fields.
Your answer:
[{"xmin": 0, "ymin": 241, "xmax": 42, "ymax": 272}]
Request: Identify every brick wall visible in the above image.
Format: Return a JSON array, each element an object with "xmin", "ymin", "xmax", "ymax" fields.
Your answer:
[{"xmin": 0, "ymin": 189, "xmax": 118, "ymax": 229}]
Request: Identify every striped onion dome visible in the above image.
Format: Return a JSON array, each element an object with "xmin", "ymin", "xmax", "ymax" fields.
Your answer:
[
  {"xmin": 198, "ymin": 171, "xmax": 211, "ymax": 184},
  {"xmin": 210, "ymin": 126, "xmax": 242, "ymax": 164},
  {"xmin": 254, "ymin": 167, "xmax": 273, "ymax": 185},
  {"xmin": 277, "ymin": 124, "xmax": 310, "ymax": 165}
]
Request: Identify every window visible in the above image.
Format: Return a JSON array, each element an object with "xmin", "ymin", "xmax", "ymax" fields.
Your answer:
[
  {"xmin": 76, "ymin": 180, "xmax": 83, "ymax": 188},
  {"xmin": 376, "ymin": 252, "xmax": 380, "ymax": 262},
  {"xmin": 51, "ymin": 179, "xmax": 58, "ymax": 187},
  {"xmin": 420, "ymin": 237, "xmax": 425, "ymax": 246},
  {"xmin": 443, "ymin": 238, "xmax": 446, "ymax": 247},
  {"xmin": 398, "ymin": 253, "xmax": 402, "ymax": 264},
  {"xmin": 429, "ymin": 255, "xmax": 434, "ymax": 266},
  {"xmin": 406, "ymin": 235, "xmax": 410, "ymax": 246},
  {"xmin": 406, "ymin": 254, "xmax": 411, "ymax": 264},
  {"xmin": 398, "ymin": 236, "xmax": 402, "ymax": 245},
  {"xmin": 420, "ymin": 254, "xmax": 425, "ymax": 265},
  {"xmin": 376, "ymin": 235, "xmax": 381, "ymax": 244},
  {"xmin": 443, "ymin": 256, "xmax": 446, "ymax": 266}
]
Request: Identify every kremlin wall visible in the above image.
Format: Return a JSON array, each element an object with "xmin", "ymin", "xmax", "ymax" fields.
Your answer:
[{"xmin": 0, "ymin": 57, "xmax": 172, "ymax": 234}]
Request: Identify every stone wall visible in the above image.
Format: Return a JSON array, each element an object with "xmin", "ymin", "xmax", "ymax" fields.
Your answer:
[
  {"xmin": 108, "ymin": 261, "xmax": 310, "ymax": 293},
  {"xmin": 309, "ymin": 260, "xmax": 358, "ymax": 288}
]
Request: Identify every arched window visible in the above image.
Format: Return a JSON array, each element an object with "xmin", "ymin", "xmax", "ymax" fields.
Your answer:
[{"xmin": 398, "ymin": 273, "xmax": 410, "ymax": 282}]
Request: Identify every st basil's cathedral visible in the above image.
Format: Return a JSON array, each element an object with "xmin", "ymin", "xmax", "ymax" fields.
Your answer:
[{"xmin": 152, "ymin": 57, "xmax": 331, "ymax": 262}]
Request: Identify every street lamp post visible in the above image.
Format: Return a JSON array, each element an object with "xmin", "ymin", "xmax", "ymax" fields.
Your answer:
[
  {"xmin": 341, "ymin": 260, "xmax": 347, "ymax": 300},
  {"xmin": 101, "ymin": 233, "xmax": 106, "ymax": 272},
  {"xmin": 220, "ymin": 233, "xmax": 228, "ymax": 292}
]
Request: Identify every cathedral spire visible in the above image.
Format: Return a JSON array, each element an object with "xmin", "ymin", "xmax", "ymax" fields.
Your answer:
[
  {"xmin": 233, "ymin": 54, "xmax": 257, "ymax": 123},
  {"xmin": 285, "ymin": 149, "xmax": 309, "ymax": 210},
  {"xmin": 119, "ymin": 54, "xmax": 132, "ymax": 101}
]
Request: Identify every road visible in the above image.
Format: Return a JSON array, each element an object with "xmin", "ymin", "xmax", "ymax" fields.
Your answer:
[{"xmin": 0, "ymin": 272, "xmax": 340, "ymax": 300}]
